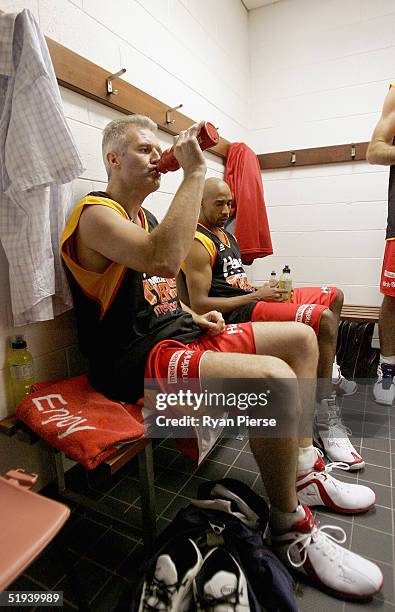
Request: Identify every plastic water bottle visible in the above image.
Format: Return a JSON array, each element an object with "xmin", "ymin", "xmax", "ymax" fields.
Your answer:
[
  {"xmin": 269, "ymin": 271, "xmax": 278, "ymax": 287},
  {"xmin": 278, "ymin": 265, "xmax": 292, "ymax": 302},
  {"xmin": 8, "ymin": 335, "xmax": 35, "ymax": 408}
]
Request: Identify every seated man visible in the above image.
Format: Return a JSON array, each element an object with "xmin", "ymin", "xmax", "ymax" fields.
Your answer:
[
  {"xmin": 60, "ymin": 115, "xmax": 381, "ymax": 600},
  {"xmin": 182, "ymin": 178, "xmax": 363, "ymax": 469}
]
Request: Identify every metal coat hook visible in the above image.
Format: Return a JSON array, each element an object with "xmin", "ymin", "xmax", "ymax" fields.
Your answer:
[
  {"xmin": 290, "ymin": 151, "xmax": 296, "ymax": 164},
  {"xmin": 166, "ymin": 104, "xmax": 183, "ymax": 124},
  {"xmin": 106, "ymin": 68, "xmax": 126, "ymax": 95},
  {"xmin": 351, "ymin": 143, "xmax": 356, "ymax": 159}
]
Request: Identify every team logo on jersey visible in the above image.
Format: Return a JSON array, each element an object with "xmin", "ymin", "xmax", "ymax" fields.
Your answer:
[
  {"xmin": 219, "ymin": 243, "xmax": 226, "ymax": 251},
  {"xmin": 321, "ymin": 285, "xmax": 331, "ymax": 294},
  {"xmin": 384, "ymin": 269, "xmax": 395, "ymax": 278},
  {"xmin": 143, "ymin": 275, "xmax": 178, "ymax": 317}
]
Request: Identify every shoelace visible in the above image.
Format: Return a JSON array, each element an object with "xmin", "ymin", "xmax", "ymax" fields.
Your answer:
[
  {"xmin": 377, "ymin": 363, "xmax": 395, "ymax": 390},
  {"xmin": 142, "ymin": 576, "xmax": 181, "ymax": 611},
  {"xmin": 324, "ymin": 401, "xmax": 355, "ymax": 449},
  {"xmin": 313, "ymin": 448, "xmax": 350, "ymax": 487},
  {"xmin": 197, "ymin": 586, "xmax": 241, "ymax": 611},
  {"xmin": 287, "ymin": 523, "xmax": 347, "ymax": 568}
]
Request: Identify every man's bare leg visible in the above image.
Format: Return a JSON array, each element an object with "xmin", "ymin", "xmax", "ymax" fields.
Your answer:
[
  {"xmin": 374, "ymin": 295, "xmax": 395, "ymax": 405},
  {"xmin": 316, "ymin": 288, "xmax": 344, "ymax": 401},
  {"xmin": 379, "ymin": 295, "xmax": 395, "ymax": 355},
  {"xmin": 200, "ymin": 321, "xmax": 318, "ymax": 511},
  {"xmin": 200, "ymin": 350, "xmax": 301, "ymax": 512}
]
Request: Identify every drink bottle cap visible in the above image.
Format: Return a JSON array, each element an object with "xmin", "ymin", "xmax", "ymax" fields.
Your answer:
[
  {"xmin": 270, "ymin": 271, "xmax": 276, "ymax": 275},
  {"xmin": 11, "ymin": 334, "xmax": 27, "ymax": 349}
]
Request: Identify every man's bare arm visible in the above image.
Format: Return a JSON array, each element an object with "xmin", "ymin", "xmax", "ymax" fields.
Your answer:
[
  {"xmin": 79, "ymin": 123, "xmax": 206, "ymax": 277},
  {"xmin": 367, "ymin": 86, "xmax": 395, "ymax": 166},
  {"xmin": 185, "ymin": 241, "xmax": 259, "ymax": 315}
]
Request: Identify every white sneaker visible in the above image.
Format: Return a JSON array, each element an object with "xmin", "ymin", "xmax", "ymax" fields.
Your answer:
[
  {"xmin": 194, "ymin": 547, "xmax": 250, "ymax": 611},
  {"xmin": 373, "ymin": 363, "xmax": 395, "ymax": 406},
  {"xmin": 314, "ymin": 397, "xmax": 365, "ymax": 470},
  {"xmin": 332, "ymin": 362, "xmax": 358, "ymax": 396},
  {"xmin": 271, "ymin": 505, "xmax": 383, "ymax": 600},
  {"xmin": 138, "ymin": 538, "xmax": 202, "ymax": 612},
  {"xmin": 297, "ymin": 448, "xmax": 375, "ymax": 514}
]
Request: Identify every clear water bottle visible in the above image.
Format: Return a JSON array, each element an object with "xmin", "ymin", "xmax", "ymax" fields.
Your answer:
[
  {"xmin": 278, "ymin": 265, "xmax": 292, "ymax": 302},
  {"xmin": 7, "ymin": 335, "xmax": 35, "ymax": 408},
  {"xmin": 269, "ymin": 270, "xmax": 278, "ymax": 287}
]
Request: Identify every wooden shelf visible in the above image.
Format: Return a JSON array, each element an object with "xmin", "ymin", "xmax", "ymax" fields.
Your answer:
[
  {"xmin": 46, "ymin": 38, "xmax": 230, "ymax": 161},
  {"xmin": 258, "ymin": 142, "xmax": 369, "ymax": 170}
]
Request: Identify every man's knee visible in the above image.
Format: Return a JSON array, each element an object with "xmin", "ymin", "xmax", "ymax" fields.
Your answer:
[
  {"xmin": 291, "ymin": 322, "xmax": 319, "ymax": 362},
  {"xmin": 318, "ymin": 309, "xmax": 337, "ymax": 340}
]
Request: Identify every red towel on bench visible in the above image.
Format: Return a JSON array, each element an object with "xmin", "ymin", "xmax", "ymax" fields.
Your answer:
[{"xmin": 16, "ymin": 375, "xmax": 144, "ymax": 469}]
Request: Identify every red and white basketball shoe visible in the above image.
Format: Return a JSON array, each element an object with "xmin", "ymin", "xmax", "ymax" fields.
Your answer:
[
  {"xmin": 271, "ymin": 505, "xmax": 383, "ymax": 600},
  {"xmin": 297, "ymin": 448, "xmax": 375, "ymax": 514}
]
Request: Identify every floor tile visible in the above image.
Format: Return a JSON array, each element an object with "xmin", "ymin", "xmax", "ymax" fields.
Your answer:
[
  {"xmin": 162, "ymin": 495, "xmax": 191, "ymax": 520},
  {"xmin": 89, "ymin": 574, "xmax": 133, "ymax": 612},
  {"xmin": 154, "ymin": 468, "xmax": 190, "ymax": 492},
  {"xmin": 133, "ymin": 486, "xmax": 175, "ymax": 512},
  {"xmin": 362, "ymin": 436, "xmax": 391, "ymax": 453},
  {"xmin": 225, "ymin": 466, "xmax": 257, "ymax": 486},
  {"xmin": 207, "ymin": 444, "xmax": 240, "ymax": 465},
  {"xmin": 233, "ymin": 450, "xmax": 259, "ymax": 471},
  {"xmin": 295, "ymin": 580, "xmax": 344, "ymax": 611},
  {"xmin": 85, "ymin": 529, "xmax": 135, "ymax": 571},
  {"xmin": 362, "ymin": 448, "xmax": 392, "ymax": 468},
  {"xmin": 357, "ymin": 464, "xmax": 391, "ymax": 487},
  {"xmin": 194, "ymin": 459, "xmax": 229, "ymax": 480},
  {"xmin": 57, "ymin": 558, "xmax": 112, "ymax": 605},
  {"xmin": 179, "ymin": 475, "xmax": 209, "ymax": 498},
  {"xmin": 107, "ymin": 477, "xmax": 140, "ymax": 505},
  {"xmin": 218, "ymin": 436, "xmax": 246, "ymax": 450},
  {"xmin": 351, "ymin": 525, "xmax": 393, "ymax": 564},
  {"xmin": 354, "ymin": 505, "xmax": 393, "ymax": 535}
]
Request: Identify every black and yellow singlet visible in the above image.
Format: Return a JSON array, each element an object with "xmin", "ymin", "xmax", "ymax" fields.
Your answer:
[
  {"xmin": 189, "ymin": 222, "xmax": 255, "ymax": 323},
  {"xmin": 60, "ymin": 191, "xmax": 201, "ymax": 402}
]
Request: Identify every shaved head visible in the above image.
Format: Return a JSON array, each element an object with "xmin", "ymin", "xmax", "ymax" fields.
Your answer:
[
  {"xmin": 200, "ymin": 178, "xmax": 233, "ymax": 228},
  {"xmin": 202, "ymin": 178, "xmax": 231, "ymax": 203}
]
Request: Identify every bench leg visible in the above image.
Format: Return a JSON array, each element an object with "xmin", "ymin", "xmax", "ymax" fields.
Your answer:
[
  {"xmin": 52, "ymin": 449, "xmax": 66, "ymax": 492},
  {"xmin": 138, "ymin": 441, "xmax": 156, "ymax": 552}
]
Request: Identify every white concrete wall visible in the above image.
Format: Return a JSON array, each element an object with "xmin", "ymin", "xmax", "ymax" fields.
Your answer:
[
  {"xmin": 248, "ymin": 0, "xmax": 391, "ymax": 304},
  {"xmin": 0, "ymin": 0, "xmax": 249, "ymax": 483}
]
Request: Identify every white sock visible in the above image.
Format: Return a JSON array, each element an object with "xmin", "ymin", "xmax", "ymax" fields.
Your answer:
[
  {"xmin": 380, "ymin": 354, "xmax": 395, "ymax": 365},
  {"xmin": 297, "ymin": 445, "xmax": 316, "ymax": 476},
  {"xmin": 270, "ymin": 504, "xmax": 305, "ymax": 532}
]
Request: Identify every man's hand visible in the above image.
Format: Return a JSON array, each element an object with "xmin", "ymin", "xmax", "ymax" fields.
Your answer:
[
  {"xmin": 173, "ymin": 121, "xmax": 207, "ymax": 176},
  {"xmin": 254, "ymin": 285, "xmax": 289, "ymax": 302},
  {"xmin": 193, "ymin": 310, "xmax": 225, "ymax": 335}
]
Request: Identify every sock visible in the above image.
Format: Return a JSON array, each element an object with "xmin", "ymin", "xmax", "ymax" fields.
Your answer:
[
  {"xmin": 297, "ymin": 445, "xmax": 316, "ymax": 476},
  {"xmin": 270, "ymin": 504, "xmax": 306, "ymax": 533},
  {"xmin": 380, "ymin": 354, "xmax": 395, "ymax": 366}
]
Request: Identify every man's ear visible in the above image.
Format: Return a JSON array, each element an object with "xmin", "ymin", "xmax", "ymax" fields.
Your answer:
[{"xmin": 107, "ymin": 151, "xmax": 120, "ymax": 172}]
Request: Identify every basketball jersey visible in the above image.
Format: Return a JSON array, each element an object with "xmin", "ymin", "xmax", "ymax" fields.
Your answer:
[{"xmin": 61, "ymin": 192, "xmax": 201, "ymax": 402}]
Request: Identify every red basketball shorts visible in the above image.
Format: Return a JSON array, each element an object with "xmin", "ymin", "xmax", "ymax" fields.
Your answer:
[
  {"xmin": 380, "ymin": 240, "xmax": 395, "ymax": 297},
  {"xmin": 251, "ymin": 286, "xmax": 338, "ymax": 335},
  {"xmin": 144, "ymin": 322, "xmax": 256, "ymax": 383}
]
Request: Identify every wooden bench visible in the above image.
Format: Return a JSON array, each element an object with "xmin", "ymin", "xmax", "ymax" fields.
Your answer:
[
  {"xmin": 340, "ymin": 305, "xmax": 380, "ymax": 323},
  {"xmin": 0, "ymin": 415, "xmax": 156, "ymax": 550}
]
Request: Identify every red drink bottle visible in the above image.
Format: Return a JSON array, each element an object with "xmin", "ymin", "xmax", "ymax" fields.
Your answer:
[{"xmin": 156, "ymin": 122, "xmax": 219, "ymax": 173}]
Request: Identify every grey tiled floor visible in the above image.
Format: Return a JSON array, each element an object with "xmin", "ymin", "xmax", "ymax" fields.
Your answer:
[{"xmin": 8, "ymin": 383, "xmax": 394, "ymax": 611}]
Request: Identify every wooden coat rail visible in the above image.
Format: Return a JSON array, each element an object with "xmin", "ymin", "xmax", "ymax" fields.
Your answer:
[
  {"xmin": 46, "ymin": 38, "xmax": 370, "ymax": 170},
  {"xmin": 46, "ymin": 38, "xmax": 230, "ymax": 161},
  {"xmin": 258, "ymin": 141, "xmax": 369, "ymax": 170}
]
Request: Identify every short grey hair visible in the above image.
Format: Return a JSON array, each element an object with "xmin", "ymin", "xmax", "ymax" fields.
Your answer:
[{"xmin": 102, "ymin": 115, "xmax": 158, "ymax": 177}]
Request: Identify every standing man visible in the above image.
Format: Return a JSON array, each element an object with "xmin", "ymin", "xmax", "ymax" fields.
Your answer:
[
  {"xmin": 60, "ymin": 116, "xmax": 381, "ymax": 600},
  {"xmin": 366, "ymin": 83, "xmax": 395, "ymax": 405},
  {"xmin": 182, "ymin": 178, "xmax": 363, "ymax": 469}
]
